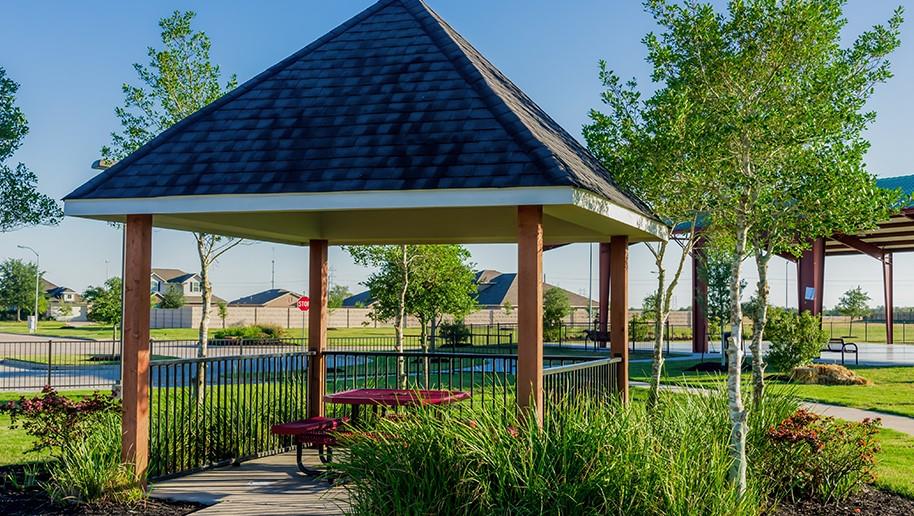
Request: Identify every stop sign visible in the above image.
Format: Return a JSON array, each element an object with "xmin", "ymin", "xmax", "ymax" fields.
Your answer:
[{"xmin": 297, "ymin": 296, "xmax": 310, "ymax": 312}]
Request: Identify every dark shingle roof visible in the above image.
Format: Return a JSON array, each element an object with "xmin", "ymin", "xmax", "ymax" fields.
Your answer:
[
  {"xmin": 343, "ymin": 269, "xmax": 594, "ymax": 308},
  {"xmin": 65, "ymin": 0, "xmax": 649, "ymax": 217},
  {"xmin": 229, "ymin": 289, "xmax": 300, "ymax": 306}
]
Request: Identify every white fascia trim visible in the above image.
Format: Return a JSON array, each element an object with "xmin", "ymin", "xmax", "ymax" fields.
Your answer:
[
  {"xmin": 572, "ymin": 189, "xmax": 669, "ymax": 241},
  {"xmin": 64, "ymin": 186, "xmax": 575, "ymax": 217}
]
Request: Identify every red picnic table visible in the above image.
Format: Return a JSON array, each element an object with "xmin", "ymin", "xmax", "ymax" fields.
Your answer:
[
  {"xmin": 273, "ymin": 388, "xmax": 469, "ymax": 477},
  {"xmin": 324, "ymin": 388, "xmax": 471, "ymax": 422}
]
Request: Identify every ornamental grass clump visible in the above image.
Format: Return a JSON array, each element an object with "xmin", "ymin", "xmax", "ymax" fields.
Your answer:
[{"xmin": 337, "ymin": 389, "xmax": 798, "ymax": 516}]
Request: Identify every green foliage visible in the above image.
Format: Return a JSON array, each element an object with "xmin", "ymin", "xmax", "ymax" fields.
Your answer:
[
  {"xmin": 338, "ymin": 391, "xmax": 798, "ymax": 515},
  {"xmin": 216, "ymin": 300, "xmax": 228, "ymax": 325},
  {"xmin": 0, "ymin": 67, "xmax": 61, "ymax": 232},
  {"xmin": 1, "ymin": 387, "xmax": 120, "ymax": 459},
  {"xmin": 0, "ymin": 258, "xmax": 46, "ymax": 319},
  {"xmin": 83, "ymin": 278, "xmax": 122, "ymax": 327},
  {"xmin": 212, "ymin": 324, "xmax": 286, "ymax": 340},
  {"xmin": 157, "ymin": 284, "xmax": 185, "ymax": 309},
  {"xmin": 760, "ymin": 409, "xmax": 880, "ymax": 504},
  {"xmin": 346, "ymin": 245, "xmax": 477, "ymax": 332},
  {"xmin": 765, "ymin": 308, "xmax": 828, "ymax": 372},
  {"xmin": 102, "ymin": 10, "xmax": 237, "ymax": 160},
  {"xmin": 836, "ymin": 286, "xmax": 871, "ymax": 330},
  {"xmin": 700, "ymin": 249, "xmax": 746, "ymax": 328},
  {"xmin": 436, "ymin": 320, "xmax": 472, "ymax": 347},
  {"xmin": 44, "ymin": 412, "xmax": 142, "ymax": 504},
  {"xmin": 328, "ymin": 284, "xmax": 351, "ymax": 309},
  {"xmin": 543, "ymin": 288, "xmax": 570, "ymax": 342}
]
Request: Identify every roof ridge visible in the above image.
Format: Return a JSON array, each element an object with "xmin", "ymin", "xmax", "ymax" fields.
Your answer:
[
  {"xmin": 401, "ymin": 0, "xmax": 653, "ymax": 215},
  {"xmin": 399, "ymin": 0, "xmax": 572, "ymax": 188},
  {"xmin": 66, "ymin": 0, "xmax": 399, "ymax": 200}
]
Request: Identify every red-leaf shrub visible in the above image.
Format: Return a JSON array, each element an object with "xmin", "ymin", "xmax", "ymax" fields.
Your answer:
[
  {"xmin": 2, "ymin": 386, "xmax": 120, "ymax": 458},
  {"xmin": 760, "ymin": 408, "xmax": 881, "ymax": 504}
]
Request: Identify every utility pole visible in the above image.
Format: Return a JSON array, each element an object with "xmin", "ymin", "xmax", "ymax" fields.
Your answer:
[{"xmin": 588, "ymin": 243, "xmax": 593, "ymax": 325}]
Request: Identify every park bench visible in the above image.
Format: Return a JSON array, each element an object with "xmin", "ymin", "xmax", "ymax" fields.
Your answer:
[
  {"xmin": 271, "ymin": 416, "xmax": 349, "ymax": 476},
  {"xmin": 583, "ymin": 329, "xmax": 610, "ymax": 348},
  {"xmin": 820, "ymin": 337, "xmax": 859, "ymax": 366}
]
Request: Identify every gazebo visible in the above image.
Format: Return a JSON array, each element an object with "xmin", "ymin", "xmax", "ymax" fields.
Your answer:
[{"xmin": 64, "ymin": 0, "xmax": 664, "ymax": 479}]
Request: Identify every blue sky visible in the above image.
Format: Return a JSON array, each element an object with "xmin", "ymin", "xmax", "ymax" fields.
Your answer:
[{"xmin": 2, "ymin": 1, "xmax": 912, "ymax": 309}]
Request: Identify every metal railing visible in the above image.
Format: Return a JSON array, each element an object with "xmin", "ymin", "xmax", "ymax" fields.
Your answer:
[
  {"xmin": 148, "ymin": 351, "xmax": 310, "ymax": 479},
  {"xmin": 543, "ymin": 356, "xmax": 622, "ymax": 412}
]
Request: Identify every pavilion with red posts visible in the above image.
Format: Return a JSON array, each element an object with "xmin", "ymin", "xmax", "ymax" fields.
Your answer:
[
  {"xmin": 690, "ymin": 174, "xmax": 914, "ymax": 351},
  {"xmin": 63, "ymin": 0, "xmax": 664, "ymax": 481}
]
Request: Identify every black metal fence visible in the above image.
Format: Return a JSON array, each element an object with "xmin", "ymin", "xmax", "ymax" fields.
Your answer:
[
  {"xmin": 543, "ymin": 356, "xmax": 622, "ymax": 414},
  {"xmin": 147, "ymin": 351, "xmax": 310, "ymax": 479}
]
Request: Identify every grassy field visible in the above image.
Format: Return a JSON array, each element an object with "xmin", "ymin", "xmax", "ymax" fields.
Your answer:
[
  {"xmin": 876, "ymin": 428, "xmax": 914, "ymax": 499},
  {"xmin": 0, "ymin": 321, "xmax": 428, "ymax": 341},
  {"xmin": 631, "ymin": 359, "xmax": 914, "ymax": 418}
]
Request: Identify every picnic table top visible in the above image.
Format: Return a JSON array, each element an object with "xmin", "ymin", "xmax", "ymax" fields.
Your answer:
[{"xmin": 323, "ymin": 388, "xmax": 470, "ymax": 407}]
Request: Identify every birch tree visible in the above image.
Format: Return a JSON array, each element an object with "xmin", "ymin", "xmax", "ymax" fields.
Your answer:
[
  {"xmin": 585, "ymin": 62, "xmax": 715, "ymax": 411},
  {"xmin": 642, "ymin": 0, "xmax": 903, "ymax": 492},
  {"xmin": 102, "ymin": 11, "xmax": 240, "ymax": 398}
]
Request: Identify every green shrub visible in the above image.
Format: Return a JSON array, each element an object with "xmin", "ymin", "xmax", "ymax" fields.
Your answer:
[
  {"xmin": 44, "ymin": 412, "xmax": 142, "ymax": 504},
  {"xmin": 437, "ymin": 320, "xmax": 472, "ymax": 347},
  {"xmin": 1, "ymin": 386, "xmax": 119, "ymax": 458},
  {"xmin": 212, "ymin": 324, "xmax": 286, "ymax": 340},
  {"xmin": 764, "ymin": 308, "xmax": 827, "ymax": 372},
  {"xmin": 759, "ymin": 409, "xmax": 880, "ymax": 504},
  {"xmin": 338, "ymin": 389, "xmax": 798, "ymax": 515}
]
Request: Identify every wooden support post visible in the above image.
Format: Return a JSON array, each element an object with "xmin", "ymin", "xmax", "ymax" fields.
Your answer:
[
  {"xmin": 610, "ymin": 235, "xmax": 629, "ymax": 402},
  {"xmin": 884, "ymin": 252, "xmax": 894, "ymax": 345},
  {"xmin": 691, "ymin": 236, "xmax": 708, "ymax": 353},
  {"xmin": 598, "ymin": 243, "xmax": 610, "ymax": 334},
  {"xmin": 797, "ymin": 238, "xmax": 825, "ymax": 315},
  {"xmin": 307, "ymin": 239, "xmax": 329, "ymax": 418},
  {"xmin": 517, "ymin": 206, "xmax": 544, "ymax": 425},
  {"xmin": 122, "ymin": 214, "xmax": 152, "ymax": 483}
]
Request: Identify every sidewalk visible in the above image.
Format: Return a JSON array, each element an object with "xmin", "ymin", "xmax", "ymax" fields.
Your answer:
[{"xmin": 631, "ymin": 381, "xmax": 914, "ymax": 436}]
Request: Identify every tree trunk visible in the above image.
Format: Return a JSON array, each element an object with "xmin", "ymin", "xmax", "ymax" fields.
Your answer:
[
  {"xmin": 648, "ymin": 248, "xmax": 667, "ymax": 411},
  {"xmin": 727, "ymin": 220, "xmax": 749, "ymax": 494},
  {"xmin": 751, "ymin": 249, "xmax": 771, "ymax": 408},
  {"xmin": 396, "ymin": 244, "xmax": 408, "ymax": 389},
  {"xmin": 195, "ymin": 236, "xmax": 212, "ymax": 404}
]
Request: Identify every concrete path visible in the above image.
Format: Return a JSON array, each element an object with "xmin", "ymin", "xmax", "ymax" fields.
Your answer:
[
  {"xmin": 151, "ymin": 452, "xmax": 347, "ymax": 515},
  {"xmin": 632, "ymin": 381, "xmax": 914, "ymax": 436}
]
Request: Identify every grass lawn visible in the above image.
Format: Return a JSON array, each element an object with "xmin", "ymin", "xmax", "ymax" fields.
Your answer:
[
  {"xmin": 875, "ymin": 428, "xmax": 914, "ymax": 499},
  {"xmin": 0, "ymin": 321, "xmax": 428, "ymax": 341},
  {"xmin": 3, "ymin": 354, "xmax": 177, "ymax": 366},
  {"xmin": 631, "ymin": 359, "xmax": 914, "ymax": 418}
]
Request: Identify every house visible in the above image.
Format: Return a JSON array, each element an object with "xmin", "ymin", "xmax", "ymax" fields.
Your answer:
[
  {"xmin": 150, "ymin": 268, "xmax": 225, "ymax": 306},
  {"xmin": 229, "ymin": 289, "xmax": 302, "ymax": 308},
  {"xmin": 41, "ymin": 279, "xmax": 82, "ymax": 304},
  {"xmin": 342, "ymin": 269, "xmax": 594, "ymax": 309}
]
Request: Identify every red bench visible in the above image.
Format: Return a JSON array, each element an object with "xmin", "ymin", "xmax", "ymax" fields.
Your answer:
[{"xmin": 271, "ymin": 416, "xmax": 348, "ymax": 476}]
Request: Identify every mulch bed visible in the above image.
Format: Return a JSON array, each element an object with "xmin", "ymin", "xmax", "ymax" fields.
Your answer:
[
  {"xmin": 0, "ymin": 490, "xmax": 203, "ymax": 515},
  {"xmin": 775, "ymin": 487, "xmax": 914, "ymax": 515}
]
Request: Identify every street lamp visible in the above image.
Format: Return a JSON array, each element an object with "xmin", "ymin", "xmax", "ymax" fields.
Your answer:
[{"xmin": 17, "ymin": 245, "xmax": 40, "ymax": 333}]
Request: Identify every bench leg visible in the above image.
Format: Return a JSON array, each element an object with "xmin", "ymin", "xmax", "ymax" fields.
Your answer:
[
  {"xmin": 318, "ymin": 445, "xmax": 334, "ymax": 464},
  {"xmin": 295, "ymin": 442, "xmax": 324, "ymax": 477}
]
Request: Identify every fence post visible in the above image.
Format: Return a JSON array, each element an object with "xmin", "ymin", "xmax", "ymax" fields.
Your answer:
[{"xmin": 46, "ymin": 340, "xmax": 53, "ymax": 387}]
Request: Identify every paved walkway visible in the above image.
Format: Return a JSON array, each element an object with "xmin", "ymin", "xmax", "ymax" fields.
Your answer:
[
  {"xmin": 151, "ymin": 453, "xmax": 347, "ymax": 515},
  {"xmin": 632, "ymin": 381, "xmax": 914, "ymax": 436}
]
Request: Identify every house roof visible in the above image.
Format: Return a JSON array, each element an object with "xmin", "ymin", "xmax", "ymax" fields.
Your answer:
[
  {"xmin": 229, "ymin": 288, "xmax": 300, "ymax": 306},
  {"xmin": 876, "ymin": 174, "xmax": 914, "ymax": 207},
  {"xmin": 64, "ymin": 0, "xmax": 650, "ymax": 221},
  {"xmin": 342, "ymin": 269, "xmax": 593, "ymax": 308},
  {"xmin": 151, "ymin": 268, "xmax": 197, "ymax": 283}
]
